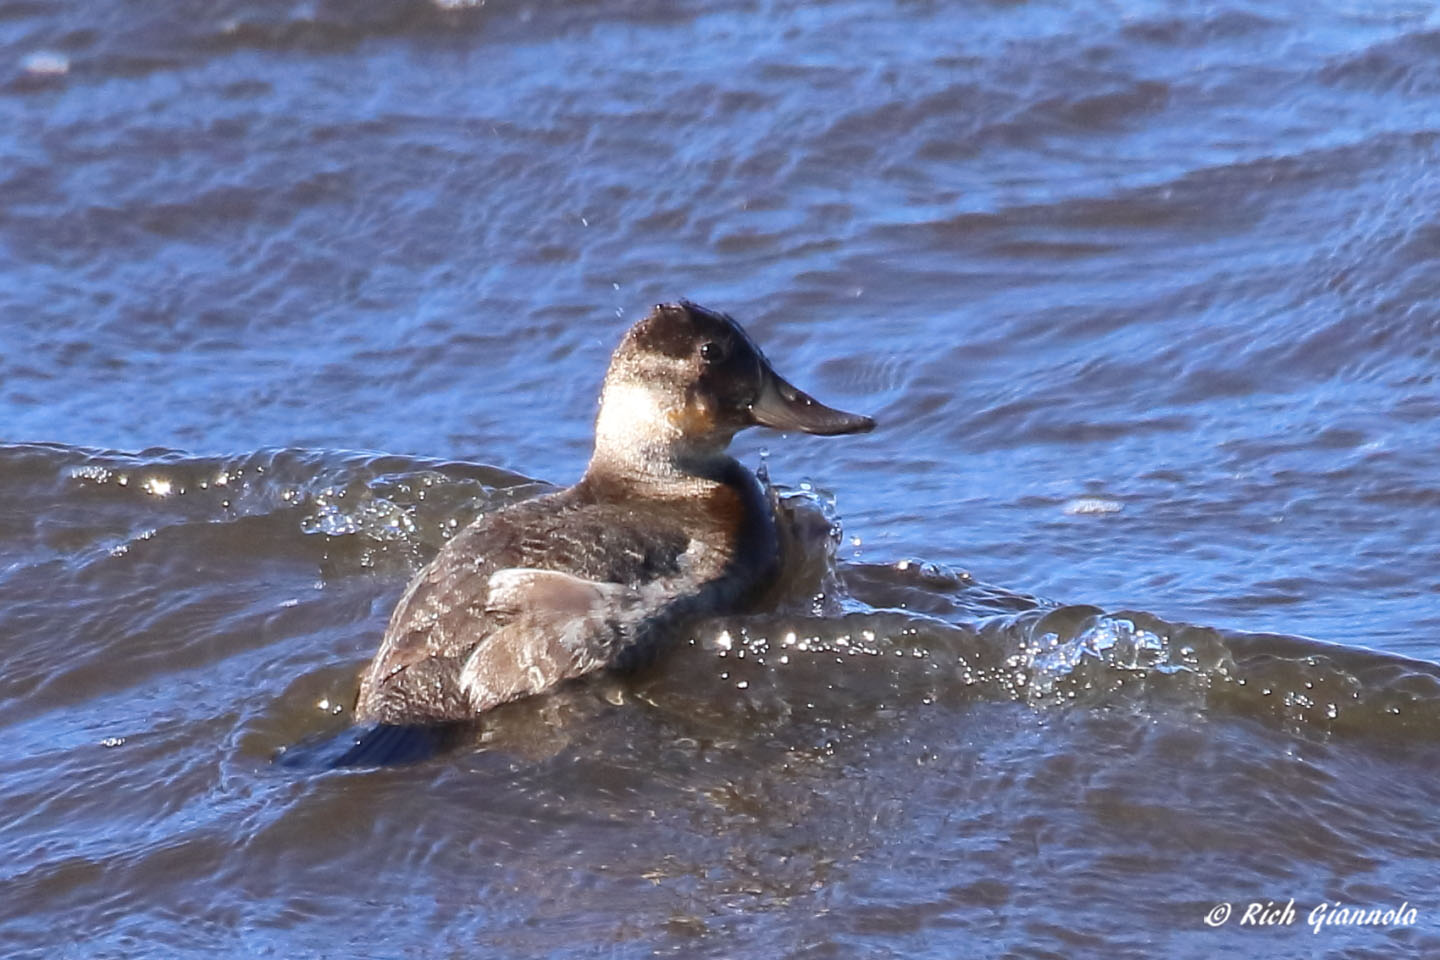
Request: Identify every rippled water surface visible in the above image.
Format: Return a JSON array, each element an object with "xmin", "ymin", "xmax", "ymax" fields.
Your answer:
[{"xmin": 4, "ymin": 1, "xmax": 1440, "ymax": 957}]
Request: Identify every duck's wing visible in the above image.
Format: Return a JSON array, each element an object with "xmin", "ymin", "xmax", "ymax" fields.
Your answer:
[
  {"xmin": 456, "ymin": 567, "xmax": 634, "ymax": 712},
  {"xmin": 354, "ymin": 497, "xmax": 689, "ymax": 723}
]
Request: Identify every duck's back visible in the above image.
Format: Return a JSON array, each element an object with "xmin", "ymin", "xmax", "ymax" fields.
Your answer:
[{"xmin": 353, "ymin": 475, "xmax": 768, "ymax": 724}]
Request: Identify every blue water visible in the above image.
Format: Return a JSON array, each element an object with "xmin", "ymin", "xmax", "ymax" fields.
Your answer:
[{"xmin": 3, "ymin": 1, "xmax": 1440, "ymax": 957}]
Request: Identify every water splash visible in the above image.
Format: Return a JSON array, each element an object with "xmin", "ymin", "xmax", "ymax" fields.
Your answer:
[
  {"xmin": 24, "ymin": 441, "xmax": 1440, "ymax": 745},
  {"xmin": 300, "ymin": 487, "xmax": 416, "ymax": 541},
  {"xmin": 763, "ymin": 474, "xmax": 851, "ymax": 617},
  {"xmin": 1017, "ymin": 615, "xmax": 1176, "ymax": 701}
]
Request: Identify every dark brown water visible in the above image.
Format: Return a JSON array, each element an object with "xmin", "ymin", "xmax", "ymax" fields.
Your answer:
[{"xmin": 4, "ymin": 1, "xmax": 1440, "ymax": 957}]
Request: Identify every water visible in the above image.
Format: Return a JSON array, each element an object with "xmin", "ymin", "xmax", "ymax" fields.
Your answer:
[{"xmin": 4, "ymin": 0, "xmax": 1440, "ymax": 956}]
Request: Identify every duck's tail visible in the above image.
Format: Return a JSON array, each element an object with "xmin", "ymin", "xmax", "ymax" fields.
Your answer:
[{"xmin": 274, "ymin": 722, "xmax": 466, "ymax": 769}]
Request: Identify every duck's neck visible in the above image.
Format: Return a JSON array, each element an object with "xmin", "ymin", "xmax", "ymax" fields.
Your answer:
[{"xmin": 585, "ymin": 381, "xmax": 737, "ymax": 498}]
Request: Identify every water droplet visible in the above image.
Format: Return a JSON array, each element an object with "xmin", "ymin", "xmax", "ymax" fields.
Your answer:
[
  {"xmin": 21, "ymin": 51, "xmax": 69, "ymax": 78},
  {"xmin": 1063, "ymin": 497, "xmax": 1123, "ymax": 516}
]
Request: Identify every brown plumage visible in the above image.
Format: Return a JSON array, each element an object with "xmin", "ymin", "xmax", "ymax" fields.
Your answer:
[{"xmin": 353, "ymin": 301, "xmax": 874, "ymax": 727}]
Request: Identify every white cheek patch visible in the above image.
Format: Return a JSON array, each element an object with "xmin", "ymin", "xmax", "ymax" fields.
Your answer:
[{"xmin": 594, "ymin": 381, "xmax": 675, "ymax": 448}]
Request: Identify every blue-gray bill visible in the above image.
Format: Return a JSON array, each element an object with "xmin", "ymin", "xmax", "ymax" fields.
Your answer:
[{"xmin": 748, "ymin": 372, "xmax": 875, "ymax": 436}]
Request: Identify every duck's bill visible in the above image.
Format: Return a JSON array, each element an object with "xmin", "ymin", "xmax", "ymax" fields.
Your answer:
[{"xmin": 749, "ymin": 373, "xmax": 876, "ymax": 436}]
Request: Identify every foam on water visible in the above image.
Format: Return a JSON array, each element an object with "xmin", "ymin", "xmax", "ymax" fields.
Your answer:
[{"xmin": 16, "ymin": 440, "xmax": 1440, "ymax": 749}]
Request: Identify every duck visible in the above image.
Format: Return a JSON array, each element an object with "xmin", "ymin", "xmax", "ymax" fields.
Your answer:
[{"xmin": 351, "ymin": 300, "xmax": 874, "ymax": 734}]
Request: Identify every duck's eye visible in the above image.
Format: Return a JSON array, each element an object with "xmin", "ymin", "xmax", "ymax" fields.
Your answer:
[{"xmin": 699, "ymin": 341, "xmax": 726, "ymax": 364}]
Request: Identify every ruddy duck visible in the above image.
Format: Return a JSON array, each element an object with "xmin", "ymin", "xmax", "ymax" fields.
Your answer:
[{"xmin": 352, "ymin": 301, "xmax": 874, "ymax": 732}]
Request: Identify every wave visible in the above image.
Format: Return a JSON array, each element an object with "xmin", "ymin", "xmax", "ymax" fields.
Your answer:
[{"xmin": 3, "ymin": 440, "xmax": 1437, "ymax": 751}]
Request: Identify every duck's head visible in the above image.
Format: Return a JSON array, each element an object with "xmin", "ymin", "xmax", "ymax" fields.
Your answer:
[{"xmin": 591, "ymin": 301, "xmax": 874, "ymax": 478}]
